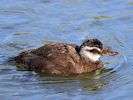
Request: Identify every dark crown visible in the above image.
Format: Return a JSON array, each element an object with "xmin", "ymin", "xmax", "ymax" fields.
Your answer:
[{"xmin": 80, "ymin": 39, "xmax": 103, "ymax": 50}]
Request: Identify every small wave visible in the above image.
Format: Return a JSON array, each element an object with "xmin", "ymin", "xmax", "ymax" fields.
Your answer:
[{"xmin": 1, "ymin": 35, "xmax": 13, "ymax": 44}]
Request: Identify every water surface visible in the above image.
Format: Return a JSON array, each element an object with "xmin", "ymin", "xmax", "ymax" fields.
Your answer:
[{"xmin": 0, "ymin": 0, "xmax": 133, "ymax": 100}]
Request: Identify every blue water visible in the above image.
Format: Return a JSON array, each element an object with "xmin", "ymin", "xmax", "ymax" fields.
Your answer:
[{"xmin": 0, "ymin": 0, "xmax": 133, "ymax": 100}]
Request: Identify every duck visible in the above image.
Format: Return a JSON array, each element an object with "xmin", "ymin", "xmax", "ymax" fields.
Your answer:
[{"xmin": 15, "ymin": 39, "xmax": 118, "ymax": 75}]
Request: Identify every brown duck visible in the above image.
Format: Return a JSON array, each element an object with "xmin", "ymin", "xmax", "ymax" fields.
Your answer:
[{"xmin": 15, "ymin": 39, "xmax": 118, "ymax": 75}]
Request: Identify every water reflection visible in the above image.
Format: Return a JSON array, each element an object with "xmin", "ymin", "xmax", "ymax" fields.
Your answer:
[
  {"xmin": 127, "ymin": 2, "xmax": 133, "ymax": 6},
  {"xmin": 32, "ymin": 68, "xmax": 114, "ymax": 93},
  {"xmin": 93, "ymin": 16, "xmax": 112, "ymax": 20}
]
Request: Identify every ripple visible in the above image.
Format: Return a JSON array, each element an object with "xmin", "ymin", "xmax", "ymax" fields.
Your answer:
[{"xmin": 93, "ymin": 16, "xmax": 112, "ymax": 20}]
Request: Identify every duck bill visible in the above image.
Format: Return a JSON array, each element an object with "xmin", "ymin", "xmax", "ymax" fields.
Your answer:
[{"xmin": 102, "ymin": 46, "xmax": 118, "ymax": 56}]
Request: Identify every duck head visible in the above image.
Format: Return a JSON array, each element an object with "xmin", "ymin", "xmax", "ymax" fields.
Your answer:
[{"xmin": 79, "ymin": 39, "xmax": 118, "ymax": 63}]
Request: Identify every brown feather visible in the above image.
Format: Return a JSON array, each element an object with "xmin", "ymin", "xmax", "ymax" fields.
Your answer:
[{"xmin": 15, "ymin": 43, "xmax": 103, "ymax": 75}]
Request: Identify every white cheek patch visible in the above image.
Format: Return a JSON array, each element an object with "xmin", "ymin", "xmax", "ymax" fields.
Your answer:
[
  {"xmin": 79, "ymin": 46, "xmax": 101, "ymax": 62},
  {"xmin": 86, "ymin": 52, "xmax": 101, "ymax": 62}
]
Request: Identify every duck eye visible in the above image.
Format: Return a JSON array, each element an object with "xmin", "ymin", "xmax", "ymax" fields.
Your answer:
[
  {"xmin": 86, "ymin": 49, "xmax": 94, "ymax": 52},
  {"xmin": 87, "ymin": 49, "xmax": 101, "ymax": 54},
  {"xmin": 89, "ymin": 50, "xmax": 95, "ymax": 52}
]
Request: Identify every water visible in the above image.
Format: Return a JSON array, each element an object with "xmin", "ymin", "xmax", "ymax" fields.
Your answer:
[{"xmin": 0, "ymin": 0, "xmax": 133, "ymax": 99}]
